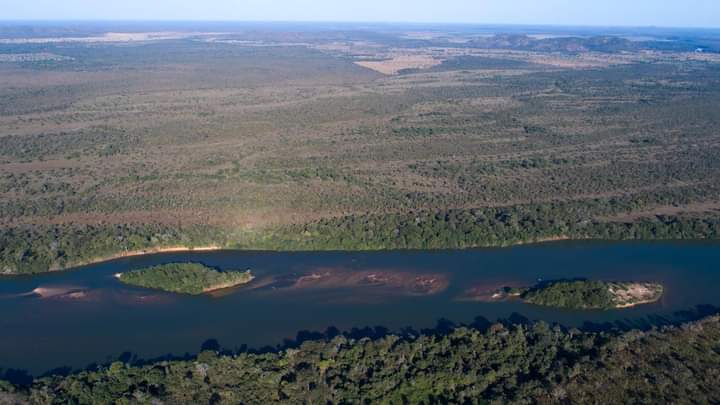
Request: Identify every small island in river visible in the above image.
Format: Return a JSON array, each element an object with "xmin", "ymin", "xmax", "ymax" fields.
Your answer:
[
  {"xmin": 117, "ymin": 263, "xmax": 254, "ymax": 295},
  {"xmin": 466, "ymin": 280, "xmax": 664, "ymax": 310}
]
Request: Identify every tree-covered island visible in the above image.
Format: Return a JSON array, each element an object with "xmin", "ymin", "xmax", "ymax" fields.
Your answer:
[
  {"xmin": 482, "ymin": 280, "xmax": 664, "ymax": 310},
  {"xmin": 118, "ymin": 263, "xmax": 254, "ymax": 295}
]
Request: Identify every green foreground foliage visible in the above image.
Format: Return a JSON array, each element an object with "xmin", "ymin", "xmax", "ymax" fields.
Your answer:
[
  {"xmin": 119, "ymin": 263, "xmax": 254, "ymax": 295},
  {"xmin": 3, "ymin": 314, "xmax": 719, "ymax": 404}
]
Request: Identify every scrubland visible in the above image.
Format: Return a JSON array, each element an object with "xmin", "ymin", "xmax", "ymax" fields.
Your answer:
[{"xmin": 1, "ymin": 28, "xmax": 719, "ymax": 273}]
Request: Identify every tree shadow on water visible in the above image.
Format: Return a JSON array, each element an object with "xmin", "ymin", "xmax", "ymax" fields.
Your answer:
[
  {"xmin": 674, "ymin": 304, "xmax": 719, "ymax": 322},
  {"xmin": 581, "ymin": 304, "xmax": 720, "ymax": 333},
  {"xmin": 7, "ymin": 304, "xmax": 719, "ymax": 383},
  {"xmin": 201, "ymin": 339, "xmax": 221, "ymax": 352},
  {"xmin": 0, "ymin": 369, "xmax": 33, "ymax": 387}
]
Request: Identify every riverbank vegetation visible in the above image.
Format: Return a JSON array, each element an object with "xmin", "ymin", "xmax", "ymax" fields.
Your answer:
[
  {"xmin": 254, "ymin": 207, "xmax": 720, "ymax": 251},
  {"xmin": 118, "ymin": 263, "xmax": 254, "ymax": 295},
  {"xmin": 2, "ymin": 313, "xmax": 718, "ymax": 404},
  {"xmin": 0, "ymin": 224, "xmax": 229, "ymax": 275},
  {"xmin": 1, "ymin": 209, "xmax": 718, "ymax": 275}
]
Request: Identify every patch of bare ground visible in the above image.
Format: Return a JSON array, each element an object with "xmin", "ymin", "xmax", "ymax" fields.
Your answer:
[
  {"xmin": 0, "ymin": 159, "xmax": 81, "ymax": 172},
  {"xmin": 0, "ymin": 206, "xmax": 343, "ymax": 229},
  {"xmin": 458, "ymin": 282, "xmax": 527, "ymax": 302},
  {"xmin": 355, "ymin": 55, "xmax": 443, "ymax": 75},
  {"xmin": 1, "ymin": 210, "xmax": 238, "ymax": 227},
  {"xmin": 20, "ymin": 286, "xmax": 108, "ymax": 302},
  {"xmin": 260, "ymin": 268, "xmax": 449, "ymax": 296},
  {"xmin": 0, "ymin": 32, "xmax": 224, "ymax": 44},
  {"xmin": 609, "ymin": 282, "xmax": 664, "ymax": 308},
  {"xmin": 202, "ymin": 274, "xmax": 257, "ymax": 294}
]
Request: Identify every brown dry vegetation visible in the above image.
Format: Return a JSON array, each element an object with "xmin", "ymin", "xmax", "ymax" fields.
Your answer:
[
  {"xmin": 355, "ymin": 55, "xmax": 443, "ymax": 74},
  {"xmin": 1, "ymin": 28, "xmax": 720, "ymax": 272}
]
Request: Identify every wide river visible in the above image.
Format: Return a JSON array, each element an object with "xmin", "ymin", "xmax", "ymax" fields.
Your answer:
[{"xmin": 1, "ymin": 241, "xmax": 719, "ymax": 376}]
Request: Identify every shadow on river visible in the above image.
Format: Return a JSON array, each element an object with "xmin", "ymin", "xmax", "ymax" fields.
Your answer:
[{"xmin": 2, "ymin": 303, "xmax": 718, "ymax": 386}]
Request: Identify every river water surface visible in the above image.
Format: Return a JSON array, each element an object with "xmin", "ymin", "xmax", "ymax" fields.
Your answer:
[{"xmin": 1, "ymin": 241, "xmax": 719, "ymax": 375}]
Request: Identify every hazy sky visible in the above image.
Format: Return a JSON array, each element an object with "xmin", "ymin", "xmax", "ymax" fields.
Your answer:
[{"xmin": 3, "ymin": 0, "xmax": 719, "ymax": 28}]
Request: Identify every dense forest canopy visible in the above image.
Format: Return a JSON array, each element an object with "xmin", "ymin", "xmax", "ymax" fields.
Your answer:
[{"xmin": 2, "ymin": 314, "xmax": 719, "ymax": 404}]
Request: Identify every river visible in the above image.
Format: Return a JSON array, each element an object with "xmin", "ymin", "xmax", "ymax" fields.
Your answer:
[{"xmin": 1, "ymin": 241, "xmax": 719, "ymax": 376}]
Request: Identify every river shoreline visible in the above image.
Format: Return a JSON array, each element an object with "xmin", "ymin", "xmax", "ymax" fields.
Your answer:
[
  {"xmin": 201, "ymin": 275, "xmax": 257, "ymax": 293},
  {"xmin": 4, "ymin": 236, "xmax": 718, "ymax": 276},
  {"xmin": 9, "ymin": 236, "xmax": 575, "ymax": 276},
  {"xmin": 47, "ymin": 246, "xmax": 224, "ymax": 273}
]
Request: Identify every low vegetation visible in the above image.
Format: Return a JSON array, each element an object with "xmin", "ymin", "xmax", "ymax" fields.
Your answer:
[
  {"xmin": 2, "ymin": 314, "xmax": 718, "ymax": 404},
  {"xmin": 118, "ymin": 263, "xmax": 254, "ymax": 295},
  {"xmin": 1, "ymin": 27, "xmax": 720, "ymax": 274}
]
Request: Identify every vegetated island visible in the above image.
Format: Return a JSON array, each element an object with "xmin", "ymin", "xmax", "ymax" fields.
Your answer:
[
  {"xmin": 117, "ymin": 263, "xmax": 254, "ymax": 295},
  {"xmin": 474, "ymin": 280, "xmax": 664, "ymax": 310}
]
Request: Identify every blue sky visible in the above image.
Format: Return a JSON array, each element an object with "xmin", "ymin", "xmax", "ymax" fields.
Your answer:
[{"xmin": 2, "ymin": 0, "xmax": 719, "ymax": 28}]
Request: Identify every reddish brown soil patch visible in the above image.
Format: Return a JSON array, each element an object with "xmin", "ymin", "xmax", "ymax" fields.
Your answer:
[
  {"xmin": 264, "ymin": 268, "xmax": 449, "ymax": 296},
  {"xmin": 458, "ymin": 282, "xmax": 526, "ymax": 302}
]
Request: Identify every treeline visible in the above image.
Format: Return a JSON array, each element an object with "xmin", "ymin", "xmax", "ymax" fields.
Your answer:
[
  {"xmin": 2, "ymin": 205, "xmax": 719, "ymax": 275},
  {"xmin": 0, "ymin": 224, "xmax": 229, "ymax": 275},
  {"xmin": 463, "ymin": 34, "xmax": 719, "ymax": 54},
  {"xmin": 2, "ymin": 314, "xmax": 719, "ymax": 404},
  {"xmin": 251, "ymin": 205, "xmax": 720, "ymax": 251}
]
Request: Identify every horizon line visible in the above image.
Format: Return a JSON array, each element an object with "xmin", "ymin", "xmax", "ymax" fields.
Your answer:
[{"xmin": 1, "ymin": 19, "xmax": 719, "ymax": 31}]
